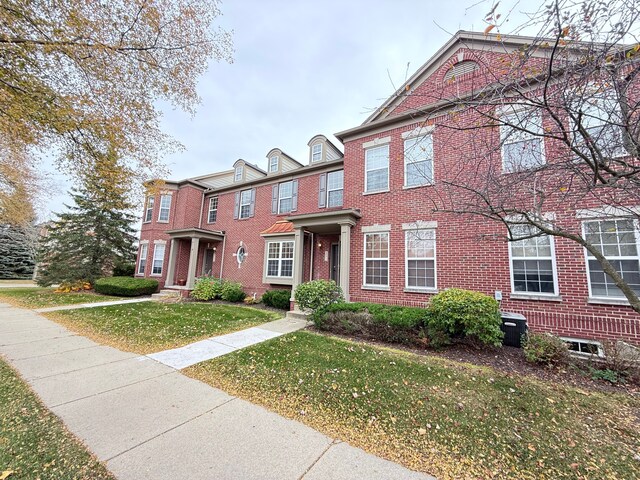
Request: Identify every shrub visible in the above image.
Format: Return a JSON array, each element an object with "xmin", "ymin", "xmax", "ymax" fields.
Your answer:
[
  {"xmin": 220, "ymin": 281, "xmax": 245, "ymax": 302},
  {"xmin": 428, "ymin": 288, "xmax": 503, "ymax": 347},
  {"xmin": 94, "ymin": 276, "xmax": 158, "ymax": 297},
  {"xmin": 262, "ymin": 289, "xmax": 291, "ymax": 310},
  {"xmin": 190, "ymin": 276, "xmax": 224, "ymax": 301},
  {"xmin": 522, "ymin": 332, "xmax": 569, "ymax": 365},
  {"xmin": 595, "ymin": 340, "xmax": 640, "ymax": 383},
  {"xmin": 313, "ymin": 302, "xmax": 429, "ymax": 345},
  {"xmin": 294, "ymin": 280, "xmax": 343, "ymax": 311},
  {"xmin": 113, "ymin": 262, "xmax": 135, "ymax": 277}
]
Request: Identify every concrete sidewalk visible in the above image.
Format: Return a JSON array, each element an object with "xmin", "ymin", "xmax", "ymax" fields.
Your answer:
[
  {"xmin": 0, "ymin": 303, "xmax": 435, "ymax": 480},
  {"xmin": 34, "ymin": 297, "xmax": 153, "ymax": 313}
]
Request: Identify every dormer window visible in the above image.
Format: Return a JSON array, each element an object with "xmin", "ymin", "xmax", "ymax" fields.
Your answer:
[
  {"xmin": 311, "ymin": 143, "xmax": 322, "ymax": 162},
  {"xmin": 269, "ymin": 156, "xmax": 279, "ymax": 173},
  {"xmin": 234, "ymin": 165, "xmax": 244, "ymax": 182}
]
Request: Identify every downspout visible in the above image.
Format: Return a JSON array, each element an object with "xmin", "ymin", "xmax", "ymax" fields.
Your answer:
[
  {"xmin": 309, "ymin": 232, "xmax": 314, "ymax": 281},
  {"xmin": 218, "ymin": 233, "xmax": 226, "ymax": 279}
]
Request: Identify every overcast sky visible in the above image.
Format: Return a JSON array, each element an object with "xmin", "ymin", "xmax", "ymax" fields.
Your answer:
[{"xmin": 42, "ymin": 0, "xmax": 532, "ymax": 219}]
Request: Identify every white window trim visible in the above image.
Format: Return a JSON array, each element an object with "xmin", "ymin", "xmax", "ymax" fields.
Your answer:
[
  {"xmin": 278, "ymin": 181, "xmax": 293, "ymax": 214},
  {"xmin": 363, "ymin": 231, "xmax": 390, "ymax": 289},
  {"xmin": 143, "ymin": 197, "xmax": 154, "ymax": 223},
  {"xmin": 582, "ymin": 218, "xmax": 640, "ymax": 302},
  {"xmin": 507, "ymin": 229, "xmax": 559, "ymax": 297},
  {"xmin": 269, "ymin": 156, "xmax": 279, "ymax": 172},
  {"xmin": 234, "ymin": 165, "xmax": 244, "ymax": 182},
  {"xmin": 265, "ymin": 240, "xmax": 294, "ymax": 278},
  {"xmin": 559, "ymin": 336, "xmax": 604, "ymax": 357},
  {"xmin": 239, "ymin": 189, "xmax": 252, "ymax": 220},
  {"xmin": 151, "ymin": 243, "xmax": 165, "ymax": 276},
  {"xmin": 403, "ymin": 134, "xmax": 434, "ymax": 188},
  {"xmin": 311, "ymin": 143, "xmax": 323, "ymax": 162},
  {"xmin": 157, "ymin": 194, "xmax": 171, "ymax": 223},
  {"xmin": 137, "ymin": 243, "xmax": 148, "ymax": 275},
  {"xmin": 404, "ymin": 229, "xmax": 437, "ymax": 291},
  {"xmin": 499, "ymin": 106, "xmax": 546, "ymax": 173},
  {"xmin": 326, "ymin": 170, "xmax": 344, "ymax": 208},
  {"xmin": 208, "ymin": 196, "xmax": 218, "ymax": 223},
  {"xmin": 364, "ymin": 145, "xmax": 390, "ymax": 193}
]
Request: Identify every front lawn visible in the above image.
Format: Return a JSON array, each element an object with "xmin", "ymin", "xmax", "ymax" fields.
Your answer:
[
  {"xmin": 0, "ymin": 359, "xmax": 115, "ymax": 479},
  {"xmin": 46, "ymin": 302, "xmax": 282, "ymax": 354},
  {"xmin": 186, "ymin": 332, "xmax": 640, "ymax": 480},
  {"xmin": 0, "ymin": 287, "xmax": 120, "ymax": 308}
]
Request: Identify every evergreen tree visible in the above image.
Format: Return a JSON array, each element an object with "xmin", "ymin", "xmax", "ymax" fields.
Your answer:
[
  {"xmin": 0, "ymin": 224, "xmax": 36, "ymax": 279},
  {"xmin": 37, "ymin": 155, "xmax": 137, "ymax": 286}
]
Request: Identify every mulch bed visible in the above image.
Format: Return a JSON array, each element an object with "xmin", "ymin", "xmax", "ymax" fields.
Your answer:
[{"xmin": 308, "ymin": 326, "xmax": 639, "ymax": 396}]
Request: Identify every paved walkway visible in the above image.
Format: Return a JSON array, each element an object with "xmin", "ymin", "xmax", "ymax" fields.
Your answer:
[
  {"xmin": 0, "ymin": 283, "xmax": 37, "ymax": 288},
  {"xmin": 0, "ymin": 303, "xmax": 434, "ymax": 480},
  {"xmin": 34, "ymin": 297, "xmax": 153, "ymax": 313}
]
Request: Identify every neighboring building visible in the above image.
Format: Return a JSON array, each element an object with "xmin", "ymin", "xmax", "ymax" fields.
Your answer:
[{"xmin": 138, "ymin": 31, "xmax": 640, "ymax": 347}]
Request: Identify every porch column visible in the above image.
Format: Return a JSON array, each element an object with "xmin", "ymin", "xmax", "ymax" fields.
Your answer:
[
  {"xmin": 186, "ymin": 237, "xmax": 200, "ymax": 289},
  {"xmin": 292, "ymin": 227, "xmax": 304, "ymax": 301},
  {"xmin": 165, "ymin": 239, "xmax": 178, "ymax": 286},
  {"xmin": 339, "ymin": 223, "xmax": 352, "ymax": 302}
]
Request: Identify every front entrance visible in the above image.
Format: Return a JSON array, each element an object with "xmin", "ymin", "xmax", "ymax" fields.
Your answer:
[
  {"xmin": 202, "ymin": 248, "xmax": 215, "ymax": 276},
  {"xmin": 330, "ymin": 243, "xmax": 340, "ymax": 285}
]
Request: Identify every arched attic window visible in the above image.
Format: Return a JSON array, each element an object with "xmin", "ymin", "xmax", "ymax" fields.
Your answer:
[{"xmin": 443, "ymin": 60, "xmax": 479, "ymax": 83}]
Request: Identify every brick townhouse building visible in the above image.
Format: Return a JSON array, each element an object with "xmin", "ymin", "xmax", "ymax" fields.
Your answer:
[{"xmin": 137, "ymin": 31, "xmax": 640, "ymax": 347}]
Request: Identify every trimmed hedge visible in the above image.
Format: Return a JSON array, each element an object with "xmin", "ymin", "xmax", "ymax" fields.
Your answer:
[
  {"xmin": 313, "ymin": 302, "xmax": 429, "ymax": 345},
  {"xmin": 94, "ymin": 276, "xmax": 158, "ymax": 297},
  {"xmin": 262, "ymin": 289, "xmax": 291, "ymax": 309},
  {"xmin": 294, "ymin": 280, "xmax": 343, "ymax": 311},
  {"xmin": 191, "ymin": 277, "xmax": 224, "ymax": 301}
]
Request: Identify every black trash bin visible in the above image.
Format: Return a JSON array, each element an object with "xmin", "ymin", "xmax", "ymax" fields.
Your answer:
[{"xmin": 500, "ymin": 312, "xmax": 527, "ymax": 348}]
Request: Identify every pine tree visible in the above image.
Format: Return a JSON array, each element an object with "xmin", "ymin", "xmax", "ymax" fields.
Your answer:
[
  {"xmin": 37, "ymin": 155, "xmax": 137, "ymax": 286},
  {"xmin": 0, "ymin": 224, "xmax": 36, "ymax": 279}
]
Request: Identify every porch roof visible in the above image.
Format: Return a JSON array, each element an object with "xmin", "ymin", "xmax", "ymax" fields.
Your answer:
[
  {"xmin": 165, "ymin": 227, "xmax": 225, "ymax": 242},
  {"xmin": 260, "ymin": 220, "xmax": 295, "ymax": 236},
  {"xmin": 286, "ymin": 208, "xmax": 361, "ymax": 233}
]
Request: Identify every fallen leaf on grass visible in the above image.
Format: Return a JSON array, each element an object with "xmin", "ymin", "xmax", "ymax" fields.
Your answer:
[{"xmin": 0, "ymin": 471, "xmax": 14, "ymax": 480}]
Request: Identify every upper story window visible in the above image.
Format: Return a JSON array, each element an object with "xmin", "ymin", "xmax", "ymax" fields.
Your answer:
[
  {"xmin": 365, "ymin": 145, "xmax": 389, "ymax": 193},
  {"xmin": 404, "ymin": 135, "xmax": 434, "ymax": 187},
  {"xmin": 278, "ymin": 181, "xmax": 294, "ymax": 214},
  {"xmin": 238, "ymin": 189, "xmax": 252, "ymax": 219},
  {"xmin": 144, "ymin": 197, "xmax": 154, "ymax": 223},
  {"xmin": 500, "ymin": 107, "xmax": 545, "ymax": 173},
  {"xmin": 326, "ymin": 170, "xmax": 344, "ymax": 208},
  {"xmin": 584, "ymin": 219, "xmax": 640, "ymax": 299},
  {"xmin": 269, "ymin": 156, "xmax": 279, "ymax": 173},
  {"xmin": 158, "ymin": 194, "xmax": 171, "ymax": 222},
  {"xmin": 137, "ymin": 243, "xmax": 148, "ymax": 275},
  {"xmin": 572, "ymin": 87, "xmax": 625, "ymax": 158},
  {"xmin": 311, "ymin": 143, "xmax": 323, "ymax": 162},
  {"xmin": 509, "ymin": 225, "xmax": 557, "ymax": 295},
  {"xmin": 234, "ymin": 165, "xmax": 244, "ymax": 182},
  {"xmin": 443, "ymin": 60, "xmax": 479, "ymax": 82},
  {"xmin": 208, "ymin": 196, "xmax": 218, "ymax": 223}
]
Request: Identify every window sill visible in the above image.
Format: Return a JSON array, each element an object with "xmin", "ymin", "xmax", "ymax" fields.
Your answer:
[
  {"xmin": 509, "ymin": 293, "xmax": 562, "ymax": 302},
  {"xmin": 206, "ymin": 221, "xmax": 217, "ymax": 224},
  {"xmin": 135, "ymin": 273, "xmax": 145, "ymax": 277},
  {"xmin": 404, "ymin": 288, "xmax": 438, "ymax": 294},
  {"xmin": 402, "ymin": 183, "xmax": 434, "ymax": 190},
  {"xmin": 157, "ymin": 220, "xmax": 169, "ymax": 224},
  {"xmin": 142, "ymin": 221, "xmax": 151, "ymax": 224},
  {"xmin": 361, "ymin": 285, "xmax": 390, "ymax": 291},
  {"xmin": 150, "ymin": 274, "xmax": 163, "ymax": 277},
  {"xmin": 362, "ymin": 189, "xmax": 390, "ymax": 196},
  {"xmin": 587, "ymin": 297, "xmax": 631, "ymax": 306},
  {"xmin": 263, "ymin": 276, "xmax": 294, "ymax": 286}
]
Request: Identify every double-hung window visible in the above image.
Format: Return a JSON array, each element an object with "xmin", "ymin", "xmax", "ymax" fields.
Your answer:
[
  {"xmin": 364, "ymin": 232, "xmax": 389, "ymax": 287},
  {"xmin": 365, "ymin": 145, "xmax": 389, "ymax": 193},
  {"xmin": 234, "ymin": 165, "xmax": 243, "ymax": 182},
  {"xmin": 144, "ymin": 197, "xmax": 154, "ymax": 223},
  {"xmin": 278, "ymin": 181, "xmax": 293, "ymax": 214},
  {"xmin": 239, "ymin": 190, "xmax": 252, "ymax": 219},
  {"xmin": 158, "ymin": 195, "xmax": 171, "ymax": 222},
  {"xmin": 509, "ymin": 225, "xmax": 557, "ymax": 295},
  {"xmin": 405, "ymin": 229, "xmax": 436, "ymax": 289},
  {"xmin": 137, "ymin": 244, "xmax": 148, "ymax": 275},
  {"xmin": 266, "ymin": 241, "xmax": 294, "ymax": 277},
  {"xmin": 404, "ymin": 135, "xmax": 434, "ymax": 187},
  {"xmin": 311, "ymin": 144, "xmax": 322, "ymax": 162},
  {"xmin": 269, "ymin": 156, "xmax": 279, "ymax": 173},
  {"xmin": 584, "ymin": 219, "xmax": 640, "ymax": 299},
  {"xmin": 500, "ymin": 107, "xmax": 545, "ymax": 172},
  {"xmin": 572, "ymin": 88, "xmax": 625, "ymax": 158},
  {"xmin": 326, "ymin": 170, "xmax": 344, "ymax": 207},
  {"xmin": 151, "ymin": 243, "xmax": 165, "ymax": 275},
  {"xmin": 208, "ymin": 196, "xmax": 218, "ymax": 223}
]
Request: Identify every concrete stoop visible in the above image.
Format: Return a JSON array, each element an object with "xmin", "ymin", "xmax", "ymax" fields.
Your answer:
[
  {"xmin": 285, "ymin": 309, "xmax": 311, "ymax": 321},
  {"xmin": 151, "ymin": 289, "xmax": 182, "ymax": 301}
]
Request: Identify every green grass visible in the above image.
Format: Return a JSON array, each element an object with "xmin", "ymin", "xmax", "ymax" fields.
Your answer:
[
  {"xmin": 186, "ymin": 331, "xmax": 640, "ymax": 480},
  {"xmin": 47, "ymin": 302, "xmax": 282, "ymax": 354},
  {"xmin": 0, "ymin": 288, "xmax": 120, "ymax": 308},
  {"xmin": 0, "ymin": 358, "xmax": 115, "ymax": 479}
]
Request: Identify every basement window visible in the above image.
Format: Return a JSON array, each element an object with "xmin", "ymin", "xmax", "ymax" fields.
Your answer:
[{"xmin": 560, "ymin": 337, "xmax": 603, "ymax": 357}]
